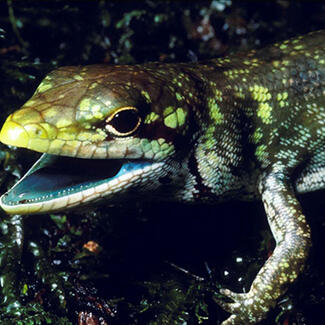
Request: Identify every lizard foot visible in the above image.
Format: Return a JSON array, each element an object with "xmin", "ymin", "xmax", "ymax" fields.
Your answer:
[{"xmin": 215, "ymin": 288, "xmax": 268, "ymax": 325}]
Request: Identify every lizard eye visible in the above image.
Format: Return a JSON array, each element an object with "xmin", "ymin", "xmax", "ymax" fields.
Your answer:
[{"xmin": 106, "ymin": 107, "xmax": 141, "ymax": 137}]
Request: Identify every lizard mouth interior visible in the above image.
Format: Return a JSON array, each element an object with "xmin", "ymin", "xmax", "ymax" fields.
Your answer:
[{"xmin": 1, "ymin": 154, "xmax": 150, "ymax": 206}]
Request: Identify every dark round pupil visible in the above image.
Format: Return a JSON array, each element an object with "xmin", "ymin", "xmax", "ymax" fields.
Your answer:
[{"xmin": 110, "ymin": 109, "xmax": 139, "ymax": 134}]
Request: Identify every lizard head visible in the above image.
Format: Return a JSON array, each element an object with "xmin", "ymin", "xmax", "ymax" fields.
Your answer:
[{"xmin": 0, "ymin": 64, "xmax": 199, "ymax": 214}]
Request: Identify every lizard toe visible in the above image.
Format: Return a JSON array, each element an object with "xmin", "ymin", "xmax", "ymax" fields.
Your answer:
[
  {"xmin": 216, "ymin": 289, "xmax": 267, "ymax": 324},
  {"xmin": 220, "ymin": 288, "xmax": 245, "ymax": 301}
]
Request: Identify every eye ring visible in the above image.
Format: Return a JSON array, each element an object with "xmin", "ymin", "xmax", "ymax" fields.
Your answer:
[{"xmin": 105, "ymin": 106, "xmax": 141, "ymax": 137}]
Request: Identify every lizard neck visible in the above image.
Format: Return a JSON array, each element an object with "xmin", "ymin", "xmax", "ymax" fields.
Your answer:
[{"xmin": 182, "ymin": 61, "xmax": 260, "ymax": 202}]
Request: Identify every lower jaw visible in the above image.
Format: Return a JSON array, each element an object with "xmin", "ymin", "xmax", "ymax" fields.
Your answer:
[{"xmin": 0, "ymin": 153, "xmax": 157, "ymax": 215}]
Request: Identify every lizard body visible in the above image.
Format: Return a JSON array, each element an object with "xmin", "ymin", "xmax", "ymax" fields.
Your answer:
[{"xmin": 0, "ymin": 30, "xmax": 324, "ymax": 324}]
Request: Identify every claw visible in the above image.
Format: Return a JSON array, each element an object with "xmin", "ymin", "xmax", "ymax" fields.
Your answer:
[
  {"xmin": 215, "ymin": 288, "xmax": 266, "ymax": 324},
  {"xmin": 215, "ymin": 288, "xmax": 243, "ymax": 313}
]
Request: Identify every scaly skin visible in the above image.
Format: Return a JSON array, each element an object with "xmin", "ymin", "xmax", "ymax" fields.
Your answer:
[{"xmin": 0, "ymin": 30, "xmax": 324, "ymax": 324}]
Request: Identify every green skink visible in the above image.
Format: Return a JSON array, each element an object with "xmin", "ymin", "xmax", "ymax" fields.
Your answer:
[{"xmin": 0, "ymin": 30, "xmax": 324, "ymax": 324}]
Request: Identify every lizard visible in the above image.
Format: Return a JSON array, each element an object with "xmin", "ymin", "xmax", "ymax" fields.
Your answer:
[{"xmin": 0, "ymin": 30, "xmax": 324, "ymax": 324}]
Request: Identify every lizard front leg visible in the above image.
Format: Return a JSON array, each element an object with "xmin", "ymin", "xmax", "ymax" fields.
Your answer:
[{"xmin": 216, "ymin": 168, "xmax": 311, "ymax": 325}]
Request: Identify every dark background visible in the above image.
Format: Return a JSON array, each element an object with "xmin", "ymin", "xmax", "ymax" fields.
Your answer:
[{"xmin": 0, "ymin": 1, "xmax": 324, "ymax": 324}]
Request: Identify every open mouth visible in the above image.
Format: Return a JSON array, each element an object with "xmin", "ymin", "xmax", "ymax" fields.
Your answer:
[{"xmin": 0, "ymin": 153, "xmax": 156, "ymax": 214}]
